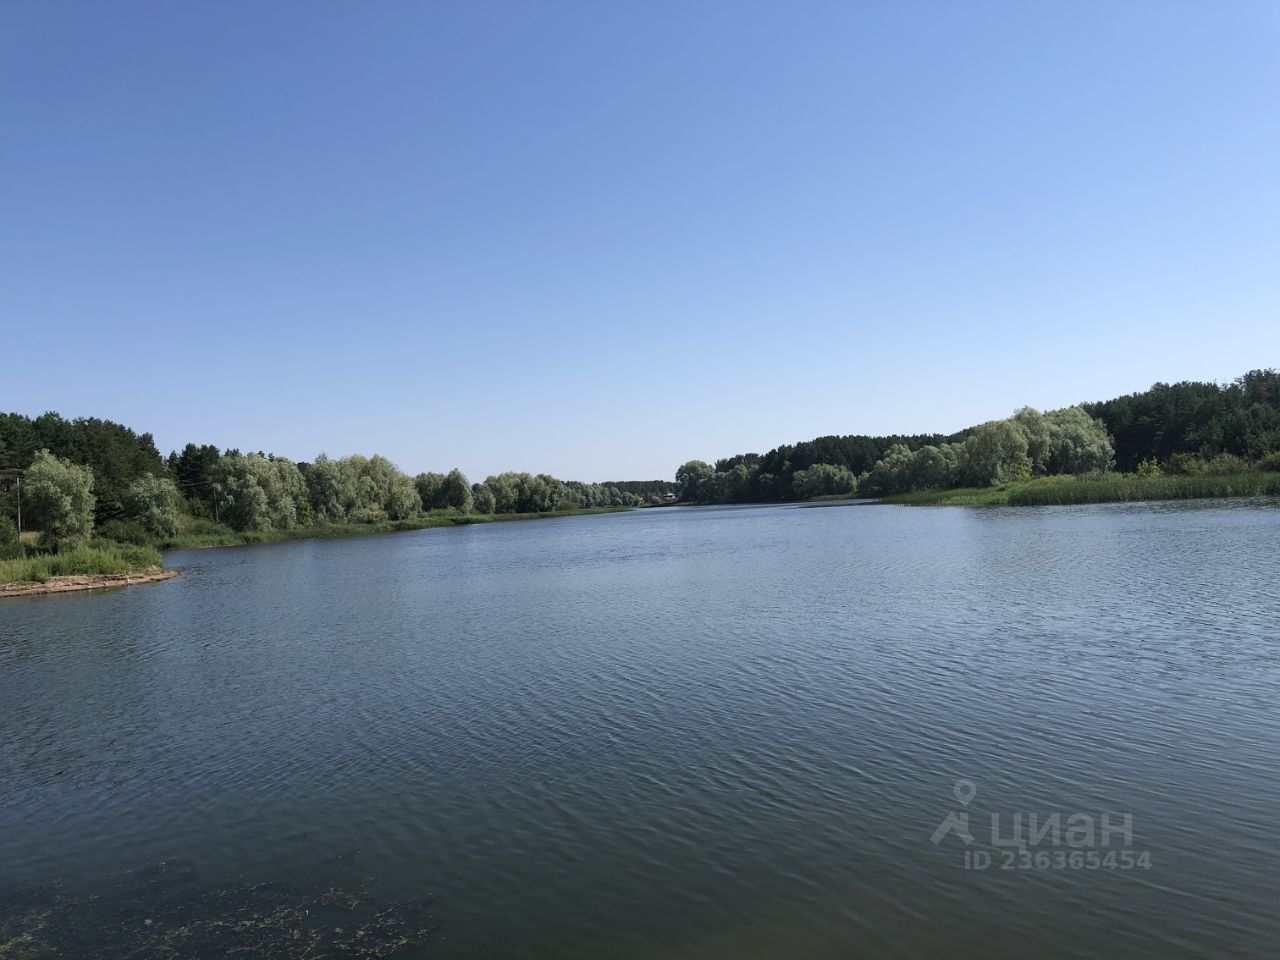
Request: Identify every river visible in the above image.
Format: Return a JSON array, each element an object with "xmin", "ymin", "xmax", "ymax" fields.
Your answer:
[{"xmin": 3, "ymin": 500, "xmax": 1278, "ymax": 957}]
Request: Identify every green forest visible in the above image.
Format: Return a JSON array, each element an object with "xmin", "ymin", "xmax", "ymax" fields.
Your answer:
[
  {"xmin": 672, "ymin": 369, "xmax": 1280, "ymax": 503},
  {"xmin": 0, "ymin": 414, "xmax": 673, "ymax": 581}
]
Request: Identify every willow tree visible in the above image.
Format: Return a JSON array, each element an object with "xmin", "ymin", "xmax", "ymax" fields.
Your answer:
[
  {"xmin": 23, "ymin": 449, "xmax": 96, "ymax": 548},
  {"xmin": 471, "ymin": 483, "xmax": 496, "ymax": 514},
  {"xmin": 791, "ymin": 463, "xmax": 857, "ymax": 499},
  {"xmin": 124, "ymin": 474, "xmax": 185, "ymax": 537},
  {"xmin": 961, "ymin": 420, "xmax": 1031, "ymax": 486},
  {"xmin": 1044, "ymin": 407, "xmax": 1114, "ymax": 474},
  {"xmin": 441, "ymin": 468, "xmax": 473, "ymax": 512},
  {"xmin": 414, "ymin": 472, "xmax": 447, "ymax": 510}
]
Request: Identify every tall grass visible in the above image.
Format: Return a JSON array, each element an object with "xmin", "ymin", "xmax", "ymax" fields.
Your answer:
[
  {"xmin": 0, "ymin": 542, "xmax": 163, "ymax": 585},
  {"xmin": 886, "ymin": 486, "xmax": 1012, "ymax": 506},
  {"xmin": 1006, "ymin": 472, "xmax": 1280, "ymax": 505},
  {"xmin": 885, "ymin": 472, "xmax": 1280, "ymax": 507}
]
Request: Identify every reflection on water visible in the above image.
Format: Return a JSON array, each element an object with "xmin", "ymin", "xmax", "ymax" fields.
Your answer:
[{"xmin": 3, "ymin": 500, "xmax": 1280, "ymax": 958}]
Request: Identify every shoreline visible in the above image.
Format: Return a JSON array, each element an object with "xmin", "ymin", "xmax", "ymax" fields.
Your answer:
[
  {"xmin": 156, "ymin": 506, "xmax": 632, "ymax": 552},
  {"xmin": 0, "ymin": 508, "xmax": 632, "ymax": 596},
  {"xmin": 15, "ymin": 484, "xmax": 1274, "ymax": 595},
  {"xmin": 0, "ymin": 567, "xmax": 179, "ymax": 600},
  {"xmin": 880, "ymin": 471, "xmax": 1280, "ymax": 507}
]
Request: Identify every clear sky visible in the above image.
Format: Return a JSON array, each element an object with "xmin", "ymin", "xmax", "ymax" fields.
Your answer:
[{"xmin": 4, "ymin": 1, "xmax": 1278, "ymax": 482}]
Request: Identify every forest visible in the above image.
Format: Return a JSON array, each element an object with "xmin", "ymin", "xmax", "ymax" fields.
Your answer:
[
  {"xmin": 0, "ymin": 412, "xmax": 668, "ymax": 562},
  {"xmin": 673, "ymin": 369, "xmax": 1280, "ymax": 503}
]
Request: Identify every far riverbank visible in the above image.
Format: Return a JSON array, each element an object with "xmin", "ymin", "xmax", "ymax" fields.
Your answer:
[
  {"xmin": 1, "ymin": 507, "xmax": 632, "ymax": 591},
  {"xmin": 152, "ymin": 506, "xmax": 632, "ymax": 551},
  {"xmin": 881, "ymin": 471, "xmax": 1280, "ymax": 506}
]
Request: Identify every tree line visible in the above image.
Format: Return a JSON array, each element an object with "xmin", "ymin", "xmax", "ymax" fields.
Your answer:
[
  {"xmin": 1081, "ymin": 369, "xmax": 1280, "ymax": 470},
  {"xmin": 673, "ymin": 369, "xmax": 1280, "ymax": 503},
  {"xmin": 0, "ymin": 412, "xmax": 661, "ymax": 551},
  {"xmin": 5, "ymin": 367, "xmax": 1277, "ymax": 546}
]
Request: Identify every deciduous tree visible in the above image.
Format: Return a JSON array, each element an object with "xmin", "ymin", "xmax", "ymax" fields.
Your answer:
[
  {"xmin": 24, "ymin": 449, "xmax": 96, "ymax": 547},
  {"xmin": 124, "ymin": 474, "xmax": 185, "ymax": 538}
]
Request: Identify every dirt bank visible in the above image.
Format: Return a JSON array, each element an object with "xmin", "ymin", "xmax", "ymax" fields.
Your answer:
[{"xmin": 0, "ymin": 567, "xmax": 179, "ymax": 599}]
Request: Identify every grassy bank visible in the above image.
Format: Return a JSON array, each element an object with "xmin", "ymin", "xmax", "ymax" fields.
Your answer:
[
  {"xmin": 154, "ymin": 506, "xmax": 631, "ymax": 551},
  {"xmin": 883, "ymin": 471, "xmax": 1280, "ymax": 507},
  {"xmin": 0, "ymin": 542, "xmax": 163, "ymax": 585}
]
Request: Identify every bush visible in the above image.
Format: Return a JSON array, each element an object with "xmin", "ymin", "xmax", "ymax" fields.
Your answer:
[
  {"xmin": 348, "ymin": 506, "xmax": 388, "ymax": 524},
  {"xmin": 1204, "ymin": 453, "xmax": 1251, "ymax": 475},
  {"xmin": 1257, "ymin": 451, "xmax": 1280, "ymax": 472},
  {"xmin": 1163, "ymin": 453, "xmax": 1200, "ymax": 475},
  {"xmin": 1165, "ymin": 452, "xmax": 1252, "ymax": 475},
  {"xmin": 0, "ymin": 516, "xmax": 17, "ymax": 546},
  {"xmin": 181, "ymin": 516, "xmax": 230, "ymax": 535},
  {"xmin": 97, "ymin": 518, "xmax": 153, "ymax": 545}
]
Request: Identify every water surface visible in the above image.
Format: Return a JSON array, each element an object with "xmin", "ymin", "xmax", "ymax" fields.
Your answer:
[{"xmin": 3, "ymin": 501, "xmax": 1279, "ymax": 957}]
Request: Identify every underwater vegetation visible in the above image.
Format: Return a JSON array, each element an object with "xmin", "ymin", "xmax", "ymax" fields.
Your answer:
[{"xmin": 0, "ymin": 858, "xmax": 437, "ymax": 959}]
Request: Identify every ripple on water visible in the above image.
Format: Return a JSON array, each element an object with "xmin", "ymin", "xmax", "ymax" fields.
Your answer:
[{"xmin": 2, "ymin": 501, "xmax": 1280, "ymax": 958}]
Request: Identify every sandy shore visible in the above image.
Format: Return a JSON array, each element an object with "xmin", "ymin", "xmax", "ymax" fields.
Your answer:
[{"xmin": 0, "ymin": 568, "xmax": 179, "ymax": 599}]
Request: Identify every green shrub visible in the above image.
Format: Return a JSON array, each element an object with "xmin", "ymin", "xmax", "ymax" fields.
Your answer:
[
  {"xmin": 1204, "ymin": 453, "xmax": 1252, "ymax": 475},
  {"xmin": 1257, "ymin": 451, "xmax": 1280, "ymax": 473},
  {"xmin": 0, "ymin": 542, "xmax": 162, "ymax": 585},
  {"xmin": 97, "ymin": 518, "xmax": 153, "ymax": 545},
  {"xmin": 181, "ymin": 515, "xmax": 230, "ymax": 535},
  {"xmin": 1163, "ymin": 453, "xmax": 1200, "ymax": 475},
  {"xmin": 1166, "ymin": 452, "xmax": 1253, "ymax": 476}
]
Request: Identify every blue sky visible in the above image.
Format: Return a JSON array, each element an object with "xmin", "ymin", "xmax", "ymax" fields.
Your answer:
[{"xmin": 4, "ymin": 1, "xmax": 1278, "ymax": 481}]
